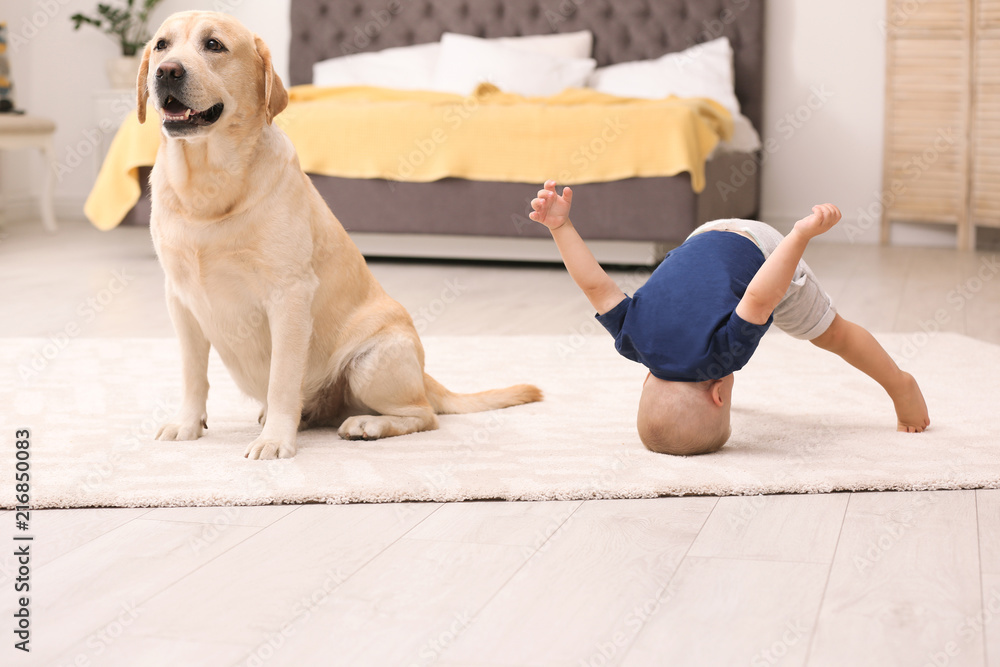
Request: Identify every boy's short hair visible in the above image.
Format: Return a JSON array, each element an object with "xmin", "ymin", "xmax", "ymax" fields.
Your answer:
[{"xmin": 637, "ymin": 378, "xmax": 732, "ymax": 455}]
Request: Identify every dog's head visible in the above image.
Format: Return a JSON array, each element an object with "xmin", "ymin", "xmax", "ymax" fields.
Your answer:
[{"xmin": 137, "ymin": 11, "xmax": 288, "ymax": 137}]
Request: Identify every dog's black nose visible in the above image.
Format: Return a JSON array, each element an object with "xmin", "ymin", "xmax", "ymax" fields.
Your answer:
[{"xmin": 156, "ymin": 61, "xmax": 186, "ymax": 81}]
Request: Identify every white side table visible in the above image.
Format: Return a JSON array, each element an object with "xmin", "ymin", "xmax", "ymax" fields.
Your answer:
[{"xmin": 0, "ymin": 114, "xmax": 57, "ymax": 232}]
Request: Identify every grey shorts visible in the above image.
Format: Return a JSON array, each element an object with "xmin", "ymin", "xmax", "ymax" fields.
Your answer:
[{"xmin": 688, "ymin": 219, "xmax": 837, "ymax": 340}]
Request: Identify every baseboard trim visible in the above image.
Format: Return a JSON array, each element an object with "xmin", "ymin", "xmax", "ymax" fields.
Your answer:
[
  {"xmin": 761, "ymin": 211, "xmax": 960, "ymax": 247},
  {"xmin": 349, "ymin": 232, "xmax": 669, "ymax": 266},
  {"xmin": 0, "ymin": 194, "xmax": 86, "ymax": 224}
]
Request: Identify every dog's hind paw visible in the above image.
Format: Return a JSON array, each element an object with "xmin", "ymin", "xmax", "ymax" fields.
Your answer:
[
  {"xmin": 338, "ymin": 416, "xmax": 385, "ymax": 440},
  {"xmin": 244, "ymin": 436, "xmax": 296, "ymax": 460}
]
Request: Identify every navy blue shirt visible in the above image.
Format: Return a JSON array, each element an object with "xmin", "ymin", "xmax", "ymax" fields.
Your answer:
[{"xmin": 597, "ymin": 231, "xmax": 772, "ymax": 382}]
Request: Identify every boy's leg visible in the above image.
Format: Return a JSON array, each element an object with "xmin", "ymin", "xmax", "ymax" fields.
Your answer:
[
  {"xmin": 741, "ymin": 219, "xmax": 930, "ymax": 432},
  {"xmin": 809, "ymin": 314, "xmax": 930, "ymax": 432}
]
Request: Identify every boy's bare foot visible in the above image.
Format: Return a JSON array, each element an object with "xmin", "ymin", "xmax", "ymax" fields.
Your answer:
[{"xmin": 891, "ymin": 371, "xmax": 930, "ymax": 433}]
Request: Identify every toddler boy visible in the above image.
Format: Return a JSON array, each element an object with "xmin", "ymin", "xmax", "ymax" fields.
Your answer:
[{"xmin": 529, "ymin": 181, "xmax": 929, "ymax": 455}]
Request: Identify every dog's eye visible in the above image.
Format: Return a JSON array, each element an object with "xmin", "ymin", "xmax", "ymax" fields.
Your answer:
[
  {"xmin": 154, "ymin": 39, "xmax": 167, "ymax": 51},
  {"xmin": 205, "ymin": 39, "xmax": 226, "ymax": 52}
]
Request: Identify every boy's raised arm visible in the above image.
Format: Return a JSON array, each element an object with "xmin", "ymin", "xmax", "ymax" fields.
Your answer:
[
  {"xmin": 735, "ymin": 204, "xmax": 841, "ymax": 325},
  {"xmin": 531, "ymin": 181, "xmax": 626, "ymax": 315}
]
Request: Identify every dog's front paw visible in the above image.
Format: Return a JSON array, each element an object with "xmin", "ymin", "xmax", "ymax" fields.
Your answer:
[
  {"xmin": 155, "ymin": 418, "xmax": 206, "ymax": 441},
  {"xmin": 244, "ymin": 436, "xmax": 297, "ymax": 460},
  {"xmin": 338, "ymin": 416, "xmax": 385, "ymax": 440}
]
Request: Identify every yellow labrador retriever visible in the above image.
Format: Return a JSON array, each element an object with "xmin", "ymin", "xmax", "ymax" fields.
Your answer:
[{"xmin": 139, "ymin": 11, "xmax": 541, "ymax": 459}]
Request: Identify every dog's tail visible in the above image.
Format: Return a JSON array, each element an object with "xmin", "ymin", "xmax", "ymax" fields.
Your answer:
[{"xmin": 423, "ymin": 373, "xmax": 542, "ymax": 414}]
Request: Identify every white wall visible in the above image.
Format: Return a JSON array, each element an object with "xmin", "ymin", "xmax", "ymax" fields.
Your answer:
[
  {"xmin": 0, "ymin": 0, "xmax": 952, "ymax": 246},
  {"xmin": 758, "ymin": 0, "xmax": 954, "ymax": 245}
]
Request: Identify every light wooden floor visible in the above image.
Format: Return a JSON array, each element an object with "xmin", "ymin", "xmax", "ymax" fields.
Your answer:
[{"xmin": 2, "ymin": 218, "xmax": 999, "ymax": 666}]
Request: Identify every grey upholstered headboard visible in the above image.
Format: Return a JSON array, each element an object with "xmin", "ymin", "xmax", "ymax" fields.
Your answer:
[{"xmin": 288, "ymin": 0, "xmax": 765, "ymax": 131}]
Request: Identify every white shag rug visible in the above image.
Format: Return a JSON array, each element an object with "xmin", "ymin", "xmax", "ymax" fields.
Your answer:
[{"xmin": 1, "ymin": 333, "xmax": 996, "ymax": 508}]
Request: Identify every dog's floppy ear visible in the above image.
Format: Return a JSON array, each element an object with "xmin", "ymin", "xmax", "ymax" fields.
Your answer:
[
  {"xmin": 136, "ymin": 40, "xmax": 152, "ymax": 124},
  {"xmin": 254, "ymin": 35, "xmax": 288, "ymax": 124}
]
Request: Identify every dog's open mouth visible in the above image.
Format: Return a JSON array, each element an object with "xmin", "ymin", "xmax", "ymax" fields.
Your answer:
[{"xmin": 161, "ymin": 96, "xmax": 224, "ymax": 127}]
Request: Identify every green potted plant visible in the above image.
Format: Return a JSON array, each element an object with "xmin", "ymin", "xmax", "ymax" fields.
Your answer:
[{"xmin": 71, "ymin": 0, "xmax": 165, "ymax": 89}]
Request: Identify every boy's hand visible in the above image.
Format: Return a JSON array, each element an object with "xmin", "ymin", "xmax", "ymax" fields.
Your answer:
[
  {"xmin": 793, "ymin": 203, "xmax": 841, "ymax": 239},
  {"xmin": 529, "ymin": 180, "xmax": 573, "ymax": 231}
]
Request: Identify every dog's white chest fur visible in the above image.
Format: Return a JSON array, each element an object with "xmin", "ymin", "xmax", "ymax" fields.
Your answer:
[{"xmin": 156, "ymin": 227, "xmax": 277, "ymax": 400}]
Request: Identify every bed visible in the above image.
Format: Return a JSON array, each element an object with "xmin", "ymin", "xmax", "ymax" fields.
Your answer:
[
  {"xmin": 117, "ymin": 0, "xmax": 764, "ymax": 264},
  {"xmin": 287, "ymin": 0, "xmax": 763, "ymax": 263}
]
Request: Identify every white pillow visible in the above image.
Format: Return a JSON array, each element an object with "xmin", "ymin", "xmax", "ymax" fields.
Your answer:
[
  {"xmin": 496, "ymin": 30, "xmax": 592, "ymax": 59},
  {"xmin": 431, "ymin": 32, "xmax": 596, "ymax": 97},
  {"xmin": 312, "ymin": 42, "xmax": 441, "ymax": 90},
  {"xmin": 312, "ymin": 31, "xmax": 593, "ymax": 91},
  {"xmin": 588, "ymin": 37, "xmax": 741, "ymax": 116}
]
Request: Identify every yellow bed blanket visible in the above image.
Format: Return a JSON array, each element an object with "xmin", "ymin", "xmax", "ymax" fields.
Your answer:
[{"xmin": 84, "ymin": 84, "xmax": 732, "ymax": 231}]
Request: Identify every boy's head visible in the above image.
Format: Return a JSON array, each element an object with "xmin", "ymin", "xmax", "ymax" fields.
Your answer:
[{"xmin": 637, "ymin": 373, "xmax": 733, "ymax": 455}]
